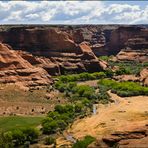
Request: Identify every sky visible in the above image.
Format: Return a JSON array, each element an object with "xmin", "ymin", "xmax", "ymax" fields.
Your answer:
[{"xmin": 0, "ymin": 1, "xmax": 148, "ymax": 24}]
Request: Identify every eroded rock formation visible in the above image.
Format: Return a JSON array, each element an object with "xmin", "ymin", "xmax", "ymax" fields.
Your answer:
[
  {"xmin": 109, "ymin": 26, "xmax": 148, "ymax": 53},
  {"xmin": 0, "ymin": 27, "xmax": 107, "ymax": 76},
  {"xmin": 89, "ymin": 124, "xmax": 148, "ymax": 148},
  {"xmin": 115, "ymin": 50, "xmax": 148, "ymax": 63},
  {"xmin": 0, "ymin": 25, "xmax": 147, "ymax": 88},
  {"xmin": 0, "ymin": 43, "xmax": 52, "ymax": 89}
]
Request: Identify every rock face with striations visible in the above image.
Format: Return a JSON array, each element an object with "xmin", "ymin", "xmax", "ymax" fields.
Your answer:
[
  {"xmin": 0, "ymin": 43, "xmax": 52, "ymax": 89},
  {"xmin": 0, "ymin": 27, "xmax": 107, "ymax": 76},
  {"xmin": 89, "ymin": 124, "xmax": 148, "ymax": 148},
  {"xmin": 109, "ymin": 26, "xmax": 148, "ymax": 54},
  {"xmin": 108, "ymin": 26, "xmax": 148, "ymax": 62},
  {"xmin": 0, "ymin": 43, "xmax": 32, "ymax": 70},
  {"xmin": 0, "ymin": 27, "xmax": 77, "ymax": 52}
]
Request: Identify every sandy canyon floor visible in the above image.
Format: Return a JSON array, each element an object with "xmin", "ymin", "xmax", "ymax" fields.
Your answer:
[{"xmin": 57, "ymin": 92, "xmax": 148, "ymax": 147}]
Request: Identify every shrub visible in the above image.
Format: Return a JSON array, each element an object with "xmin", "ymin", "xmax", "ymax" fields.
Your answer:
[
  {"xmin": 73, "ymin": 85, "xmax": 95, "ymax": 99},
  {"xmin": 0, "ymin": 131, "xmax": 14, "ymax": 148},
  {"xmin": 0, "ymin": 127, "xmax": 39, "ymax": 147},
  {"xmin": 99, "ymin": 56, "xmax": 110, "ymax": 61},
  {"xmin": 98, "ymin": 91, "xmax": 110, "ymax": 101},
  {"xmin": 42, "ymin": 105, "xmax": 76, "ymax": 134},
  {"xmin": 59, "ymin": 113, "xmax": 73, "ymax": 124},
  {"xmin": 42, "ymin": 120, "xmax": 58, "ymax": 134},
  {"xmin": 56, "ymin": 120, "xmax": 67, "ymax": 131},
  {"xmin": 75, "ymin": 103, "xmax": 84, "ymax": 113},
  {"xmin": 81, "ymin": 98, "xmax": 93, "ymax": 108},
  {"xmin": 105, "ymin": 70, "xmax": 114, "ymax": 77},
  {"xmin": 91, "ymin": 72, "xmax": 106, "ymax": 79},
  {"xmin": 98, "ymin": 79, "xmax": 148, "ymax": 97},
  {"xmin": 115, "ymin": 67, "xmax": 131, "ymax": 75},
  {"xmin": 78, "ymin": 73, "xmax": 95, "ymax": 81},
  {"xmin": 56, "ymin": 72, "xmax": 107, "ymax": 85},
  {"xmin": 109, "ymin": 61, "xmax": 148, "ymax": 75},
  {"xmin": 44, "ymin": 136, "xmax": 56, "ymax": 145},
  {"xmin": 54, "ymin": 105, "xmax": 67, "ymax": 114},
  {"xmin": 54, "ymin": 81, "xmax": 77, "ymax": 93},
  {"xmin": 72, "ymin": 135, "xmax": 95, "ymax": 148},
  {"xmin": 42, "ymin": 117, "xmax": 53, "ymax": 125},
  {"xmin": 54, "ymin": 104, "xmax": 74, "ymax": 114},
  {"xmin": 21, "ymin": 127, "xmax": 39, "ymax": 144},
  {"xmin": 10, "ymin": 129, "xmax": 25, "ymax": 146},
  {"xmin": 54, "ymin": 81, "xmax": 67, "ymax": 92},
  {"xmin": 47, "ymin": 111, "xmax": 60, "ymax": 120}
]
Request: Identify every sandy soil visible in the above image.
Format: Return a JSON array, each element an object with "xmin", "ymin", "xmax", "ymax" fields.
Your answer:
[
  {"xmin": 57, "ymin": 92, "xmax": 148, "ymax": 147},
  {"xmin": 0, "ymin": 101, "xmax": 54, "ymax": 116},
  {"xmin": 0, "ymin": 84, "xmax": 67, "ymax": 116},
  {"xmin": 77, "ymin": 80, "xmax": 98, "ymax": 87}
]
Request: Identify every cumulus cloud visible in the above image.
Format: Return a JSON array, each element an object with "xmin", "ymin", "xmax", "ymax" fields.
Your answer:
[
  {"xmin": 107, "ymin": 4, "xmax": 140, "ymax": 14},
  {"xmin": 0, "ymin": 1, "xmax": 147, "ymax": 24}
]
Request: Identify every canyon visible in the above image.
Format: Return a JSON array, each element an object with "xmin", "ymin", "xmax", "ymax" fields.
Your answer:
[
  {"xmin": 0, "ymin": 25, "xmax": 147, "ymax": 88},
  {"xmin": 0, "ymin": 25, "xmax": 148, "ymax": 148}
]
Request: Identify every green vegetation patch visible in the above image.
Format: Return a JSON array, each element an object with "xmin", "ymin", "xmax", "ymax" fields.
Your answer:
[
  {"xmin": 99, "ymin": 55, "xmax": 113, "ymax": 61},
  {"xmin": 72, "ymin": 135, "xmax": 95, "ymax": 148},
  {"xmin": 0, "ymin": 127, "xmax": 39, "ymax": 147},
  {"xmin": 56, "ymin": 72, "xmax": 107, "ymax": 83},
  {"xmin": 0, "ymin": 116, "xmax": 44, "ymax": 131},
  {"xmin": 109, "ymin": 61, "xmax": 148, "ymax": 75},
  {"xmin": 44, "ymin": 136, "xmax": 56, "ymax": 145},
  {"xmin": 98, "ymin": 79, "xmax": 148, "ymax": 97},
  {"xmin": 42, "ymin": 102, "xmax": 88, "ymax": 134}
]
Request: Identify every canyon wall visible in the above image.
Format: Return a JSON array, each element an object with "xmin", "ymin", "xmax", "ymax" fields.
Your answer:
[
  {"xmin": 0, "ymin": 26, "xmax": 108, "ymax": 88},
  {"xmin": 0, "ymin": 25, "xmax": 147, "ymax": 88}
]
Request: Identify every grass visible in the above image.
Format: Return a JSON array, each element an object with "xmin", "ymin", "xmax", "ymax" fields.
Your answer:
[{"xmin": 0, "ymin": 116, "xmax": 44, "ymax": 131}]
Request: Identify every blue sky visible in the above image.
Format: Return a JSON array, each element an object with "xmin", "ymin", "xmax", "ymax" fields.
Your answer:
[{"xmin": 0, "ymin": 1, "xmax": 148, "ymax": 24}]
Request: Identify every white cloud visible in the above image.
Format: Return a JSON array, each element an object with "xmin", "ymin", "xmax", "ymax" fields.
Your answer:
[
  {"xmin": 25, "ymin": 13, "xmax": 39, "ymax": 19},
  {"xmin": 4, "ymin": 11, "xmax": 22, "ymax": 21},
  {"xmin": 0, "ymin": 1, "xmax": 147, "ymax": 24},
  {"xmin": 107, "ymin": 4, "xmax": 140, "ymax": 14}
]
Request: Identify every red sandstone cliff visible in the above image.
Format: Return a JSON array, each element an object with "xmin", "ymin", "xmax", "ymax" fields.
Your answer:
[
  {"xmin": 109, "ymin": 26, "xmax": 148, "ymax": 53},
  {"xmin": 0, "ymin": 27, "xmax": 107, "ymax": 76},
  {"xmin": 0, "ymin": 43, "xmax": 52, "ymax": 89}
]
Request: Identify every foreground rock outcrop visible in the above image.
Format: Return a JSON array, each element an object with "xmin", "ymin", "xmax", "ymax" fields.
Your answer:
[{"xmin": 89, "ymin": 124, "xmax": 148, "ymax": 148}]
